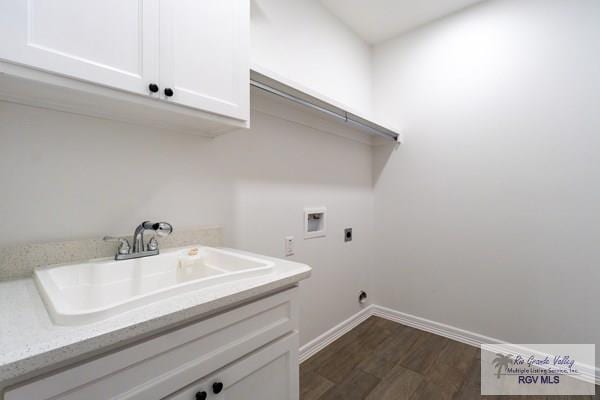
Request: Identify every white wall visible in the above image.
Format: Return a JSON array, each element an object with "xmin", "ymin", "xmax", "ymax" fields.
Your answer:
[
  {"xmin": 0, "ymin": 99, "xmax": 374, "ymax": 346},
  {"xmin": 251, "ymin": 0, "xmax": 373, "ymax": 116},
  {"xmin": 5, "ymin": 0, "xmax": 599, "ymax": 363},
  {"xmin": 372, "ymin": 0, "xmax": 600, "ymax": 361}
]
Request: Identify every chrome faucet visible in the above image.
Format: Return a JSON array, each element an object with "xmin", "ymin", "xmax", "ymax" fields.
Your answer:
[{"xmin": 104, "ymin": 221, "xmax": 173, "ymax": 261}]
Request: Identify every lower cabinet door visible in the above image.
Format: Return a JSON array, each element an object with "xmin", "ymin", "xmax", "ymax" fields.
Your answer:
[{"xmin": 165, "ymin": 332, "xmax": 299, "ymax": 400}]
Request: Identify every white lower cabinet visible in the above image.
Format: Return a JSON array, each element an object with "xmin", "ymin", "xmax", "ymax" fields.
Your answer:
[
  {"xmin": 165, "ymin": 333, "xmax": 298, "ymax": 400},
  {"xmin": 4, "ymin": 288, "xmax": 299, "ymax": 400}
]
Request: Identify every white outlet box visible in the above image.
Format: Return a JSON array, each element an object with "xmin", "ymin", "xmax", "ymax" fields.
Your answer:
[
  {"xmin": 285, "ymin": 236, "xmax": 294, "ymax": 257},
  {"xmin": 304, "ymin": 207, "xmax": 327, "ymax": 239}
]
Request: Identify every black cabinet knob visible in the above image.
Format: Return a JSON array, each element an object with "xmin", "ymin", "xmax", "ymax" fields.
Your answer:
[
  {"xmin": 148, "ymin": 83, "xmax": 159, "ymax": 93},
  {"xmin": 164, "ymin": 87, "xmax": 174, "ymax": 97},
  {"xmin": 195, "ymin": 391, "xmax": 207, "ymax": 400},
  {"xmin": 212, "ymin": 382, "xmax": 223, "ymax": 394}
]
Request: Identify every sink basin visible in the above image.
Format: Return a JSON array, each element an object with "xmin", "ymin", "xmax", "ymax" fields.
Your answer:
[{"xmin": 34, "ymin": 246, "xmax": 274, "ymax": 325}]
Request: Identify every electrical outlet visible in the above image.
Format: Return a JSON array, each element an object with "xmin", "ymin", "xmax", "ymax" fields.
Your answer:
[
  {"xmin": 285, "ymin": 236, "xmax": 295, "ymax": 257},
  {"xmin": 344, "ymin": 228, "xmax": 353, "ymax": 242}
]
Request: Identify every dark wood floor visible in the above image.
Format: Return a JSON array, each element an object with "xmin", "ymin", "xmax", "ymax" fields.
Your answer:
[{"xmin": 300, "ymin": 316, "xmax": 598, "ymax": 400}]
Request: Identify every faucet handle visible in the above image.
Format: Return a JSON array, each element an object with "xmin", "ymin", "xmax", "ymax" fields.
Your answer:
[
  {"xmin": 147, "ymin": 236, "xmax": 159, "ymax": 251},
  {"xmin": 103, "ymin": 236, "xmax": 131, "ymax": 255}
]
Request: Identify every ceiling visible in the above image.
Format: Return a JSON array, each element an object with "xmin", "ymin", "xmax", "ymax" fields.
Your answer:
[{"xmin": 320, "ymin": 0, "xmax": 485, "ymax": 44}]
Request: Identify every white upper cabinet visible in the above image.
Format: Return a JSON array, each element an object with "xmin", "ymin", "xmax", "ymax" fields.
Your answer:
[
  {"xmin": 0, "ymin": 0, "xmax": 159, "ymax": 96},
  {"xmin": 160, "ymin": 0, "xmax": 249, "ymax": 121},
  {"xmin": 0, "ymin": 0, "xmax": 249, "ymax": 128}
]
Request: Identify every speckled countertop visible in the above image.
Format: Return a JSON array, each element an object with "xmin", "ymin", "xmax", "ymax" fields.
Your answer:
[{"xmin": 0, "ymin": 248, "xmax": 311, "ymax": 388}]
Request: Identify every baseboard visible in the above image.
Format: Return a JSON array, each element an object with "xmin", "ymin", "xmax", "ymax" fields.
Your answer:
[
  {"xmin": 298, "ymin": 305, "xmax": 374, "ymax": 363},
  {"xmin": 372, "ymin": 305, "xmax": 599, "ymax": 384},
  {"xmin": 371, "ymin": 304, "xmax": 502, "ymax": 348},
  {"xmin": 299, "ymin": 304, "xmax": 600, "ymax": 384}
]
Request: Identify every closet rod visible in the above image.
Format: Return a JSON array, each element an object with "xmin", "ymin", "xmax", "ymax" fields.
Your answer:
[{"xmin": 250, "ymin": 72, "xmax": 400, "ymax": 142}]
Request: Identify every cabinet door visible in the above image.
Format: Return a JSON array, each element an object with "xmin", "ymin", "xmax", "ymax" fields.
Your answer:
[
  {"xmin": 159, "ymin": 0, "xmax": 249, "ymax": 121},
  {"xmin": 166, "ymin": 333, "xmax": 299, "ymax": 400},
  {"xmin": 0, "ymin": 0, "xmax": 159, "ymax": 95}
]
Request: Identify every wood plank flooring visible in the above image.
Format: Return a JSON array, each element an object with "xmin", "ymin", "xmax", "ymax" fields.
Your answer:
[{"xmin": 300, "ymin": 316, "xmax": 599, "ymax": 400}]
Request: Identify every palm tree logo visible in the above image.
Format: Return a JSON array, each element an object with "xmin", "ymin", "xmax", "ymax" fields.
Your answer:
[{"xmin": 492, "ymin": 353, "xmax": 513, "ymax": 379}]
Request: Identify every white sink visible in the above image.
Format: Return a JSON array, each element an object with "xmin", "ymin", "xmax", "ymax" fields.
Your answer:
[{"xmin": 34, "ymin": 246, "xmax": 274, "ymax": 326}]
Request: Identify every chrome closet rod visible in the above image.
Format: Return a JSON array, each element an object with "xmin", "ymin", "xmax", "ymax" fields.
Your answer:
[
  {"xmin": 250, "ymin": 80, "xmax": 347, "ymax": 121},
  {"xmin": 346, "ymin": 113, "xmax": 400, "ymax": 141},
  {"xmin": 250, "ymin": 79, "xmax": 399, "ymax": 142}
]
